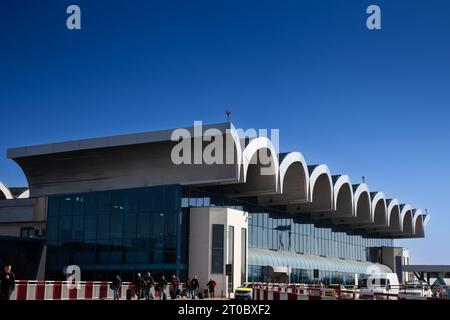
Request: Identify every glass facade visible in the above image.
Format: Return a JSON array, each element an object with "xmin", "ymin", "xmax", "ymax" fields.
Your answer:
[
  {"xmin": 45, "ymin": 184, "xmax": 394, "ymax": 283},
  {"xmin": 247, "ymin": 212, "xmax": 392, "ymax": 261},
  {"xmin": 183, "ymin": 187, "xmax": 394, "ymax": 284},
  {"xmin": 46, "ymin": 185, "xmax": 188, "ymax": 281}
]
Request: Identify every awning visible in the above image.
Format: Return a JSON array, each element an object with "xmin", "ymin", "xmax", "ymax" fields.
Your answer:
[{"xmin": 249, "ymin": 247, "xmax": 392, "ymax": 274}]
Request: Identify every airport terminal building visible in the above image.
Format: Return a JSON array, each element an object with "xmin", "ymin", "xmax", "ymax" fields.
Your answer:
[{"xmin": 0, "ymin": 123, "xmax": 430, "ymax": 296}]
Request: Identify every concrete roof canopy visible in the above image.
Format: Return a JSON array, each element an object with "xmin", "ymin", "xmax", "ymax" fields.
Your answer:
[
  {"xmin": 413, "ymin": 209, "xmax": 426, "ymax": 238},
  {"xmin": 332, "ymin": 175, "xmax": 354, "ymax": 218},
  {"xmin": 306, "ymin": 164, "xmax": 333, "ymax": 212},
  {"xmin": 257, "ymin": 151, "xmax": 309, "ymax": 205},
  {"xmin": 386, "ymin": 198, "xmax": 401, "ymax": 231},
  {"xmin": 352, "ymin": 184, "xmax": 372, "ymax": 224},
  {"xmin": 371, "ymin": 192, "xmax": 388, "ymax": 227},
  {"xmin": 278, "ymin": 152, "xmax": 309, "ymax": 197},
  {"xmin": 4, "ymin": 122, "xmax": 429, "ymax": 239},
  {"xmin": 400, "ymin": 204, "xmax": 415, "ymax": 235},
  {"xmin": 233, "ymin": 137, "xmax": 279, "ymax": 196}
]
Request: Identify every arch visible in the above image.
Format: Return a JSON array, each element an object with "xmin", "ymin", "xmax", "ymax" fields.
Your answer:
[
  {"xmin": 371, "ymin": 192, "xmax": 388, "ymax": 227},
  {"xmin": 307, "ymin": 164, "xmax": 333, "ymax": 211},
  {"xmin": 332, "ymin": 175, "xmax": 354, "ymax": 217},
  {"xmin": 17, "ymin": 189, "xmax": 30, "ymax": 199},
  {"xmin": 278, "ymin": 152, "xmax": 309, "ymax": 200},
  {"xmin": 400, "ymin": 204, "xmax": 414, "ymax": 235},
  {"xmin": 240, "ymin": 136, "xmax": 279, "ymax": 194},
  {"xmin": 353, "ymin": 184, "xmax": 372, "ymax": 223},
  {"xmin": 0, "ymin": 181, "xmax": 13, "ymax": 200},
  {"xmin": 386, "ymin": 199, "xmax": 401, "ymax": 230},
  {"xmin": 413, "ymin": 209, "xmax": 425, "ymax": 238}
]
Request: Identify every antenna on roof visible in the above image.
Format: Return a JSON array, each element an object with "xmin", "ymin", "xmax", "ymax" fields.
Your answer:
[
  {"xmin": 225, "ymin": 109, "xmax": 232, "ymax": 123},
  {"xmin": 362, "ymin": 176, "xmax": 366, "ymax": 183}
]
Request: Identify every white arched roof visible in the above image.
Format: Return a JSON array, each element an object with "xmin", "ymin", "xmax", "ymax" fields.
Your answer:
[
  {"xmin": 308, "ymin": 164, "xmax": 333, "ymax": 210},
  {"xmin": 371, "ymin": 192, "xmax": 388, "ymax": 227},
  {"xmin": 413, "ymin": 209, "xmax": 428, "ymax": 238},
  {"xmin": 333, "ymin": 175, "xmax": 354, "ymax": 216},
  {"xmin": 386, "ymin": 198, "xmax": 401, "ymax": 229},
  {"xmin": 400, "ymin": 204, "xmax": 414, "ymax": 234},
  {"xmin": 353, "ymin": 183, "xmax": 372, "ymax": 223},
  {"xmin": 0, "ymin": 181, "xmax": 13, "ymax": 200},
  {"xmin": 278, "ymin": 151, "xmax": 309, "ymax": 197},
  {"xmin": 242, "ymin": 136, "xmax": 279, "ymax": 192},
  {"xmin": 242, "ymin": 137, "xmax": 279, "ymax": 183}
]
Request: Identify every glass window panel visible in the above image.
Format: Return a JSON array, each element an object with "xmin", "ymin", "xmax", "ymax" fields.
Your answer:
[
  {"xmin": 124, "ymin": 213, "xmax": 137, "ymax": 238},
  {"xmin": 110, "ymin": 214, "xmax": 123, "ymax": 238},
  {"xmin": 60, "ymin": 196, "xmax": 73, "ymax": 216},
  {"xmin": 73, "ymin": 195, "xmax": 85, "ymax": 215},
  {"xmin": 84, "ymin": 215, "xmax": 97, "ymax": 240},
  {"xmin": 48, "ymin": 197, "xmax": 60, "ymax": 217},
  {"xmin": 137, "ymin": 213, "xmax": 150, "ymax": 239},
  {"xmin": 72, "ymin": 215, "xmax": 84, "ymax": 240},
  {"xmin": 97, "ymin": 215, "xmax": 110, "ymax": 239},
  {"xmin": 98, "ymin": 192, "xmax": 111, "ymax": 215},
  {"xmin": 47, "ymin": 217, "xmax": 59, "ymax": 241},
  {"xmin": 59, "ymin": 216, "xmax": 72, "ymax": 241},
  {"xmin": 85, "ymin": 194, "xmax": 98, "ymax": 215}
]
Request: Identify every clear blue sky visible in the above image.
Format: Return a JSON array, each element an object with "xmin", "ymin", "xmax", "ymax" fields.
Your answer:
[{"xmin": 0, "ymin": 0, "xmax": 449, "ymax": 264}]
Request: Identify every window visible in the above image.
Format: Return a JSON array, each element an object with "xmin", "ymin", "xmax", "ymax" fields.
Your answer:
[
  {"xmin": 211, "ymin": 224, "xmax": 224, "ymax": 274},
  {"xmin": 20, "ymin": 227, "xmax": 34, "ymax": 239},
  {"xmin": 241, "ymin": 228, "xmax": 247, "ymax": 284}
]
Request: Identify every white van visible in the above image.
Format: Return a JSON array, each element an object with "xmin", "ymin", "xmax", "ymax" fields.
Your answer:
[{"xmin": 359, "ymin": 273, "xmax": 400, "ymax": 300}]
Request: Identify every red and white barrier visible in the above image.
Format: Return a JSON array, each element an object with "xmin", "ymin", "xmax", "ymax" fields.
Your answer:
[
  {"xmin": 10, "ymin": 280, "xmax": 136, "ymax": 300},
  {"xmin": 252, "ymin": 284, "xmax": 338, "ymax": 301},
  {"xmin": 10, "ymin": 280, "xmax": 182, "ymax": 300}
]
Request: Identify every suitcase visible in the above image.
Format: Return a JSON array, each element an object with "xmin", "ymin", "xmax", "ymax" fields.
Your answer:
[{"xmin": 126, "ymin": 289, "xmax": 132, "ymax": 300}]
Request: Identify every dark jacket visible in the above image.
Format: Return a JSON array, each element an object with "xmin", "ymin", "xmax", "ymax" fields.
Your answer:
[
  {"xmin": 112, "ymin": 276, "xmax": 122, "ymax": 289},
  {"xmin": 207, "ymin": 280, "xmax": 216, "ymax": 291},
  {"xmin": 190, "ymin": 278, "xmax": 200, "ymax": 289},
  {"xmin": 0, "ymin": 272, "xmax": 16, "ymax": 297},
  {"xmin": 135, "ymin": 275, "xmax": 144, "ymax": 290},
  {"xmin": 144, "ymin": 274, "xmax": 154, "ymax": 288}
]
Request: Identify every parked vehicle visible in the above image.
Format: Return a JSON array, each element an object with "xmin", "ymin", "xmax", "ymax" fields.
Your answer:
[
  {"xmin": 359, "ymin": 273, "xmax": 399, "ymax": 300},
  {"xmin": 399, "ymin": 281, "xmax": 432, "ymax": 299},
  {"xmin": 234, "ymin": 283, "xmax": 253, "ymax": 300}
]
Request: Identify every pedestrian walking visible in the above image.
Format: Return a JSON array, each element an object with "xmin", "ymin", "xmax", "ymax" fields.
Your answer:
[
  {"xmin": 111, "ymin": 274, "xmax": 122, "ymax": 301},
  {"xmin": 170, "ymin": 274, "xmax": 180, "ymax": 299},
  {"xmin": 144, "ymin": 272, "xmax": 154, "ymax": 300},
  {"xmin": 190, "ymin": 275, "xmax": 200, "ymax": 299},
  {"xmin": 0, "ymin": 264, "xmax": 15, "ymax": 301},
  {"xmin": 207, "ymin": 278, "xmax": 216, "ymax": 299},
  {"xmin": 135, "ymin": 273, "xmax": 144, "ymax": 300}
]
